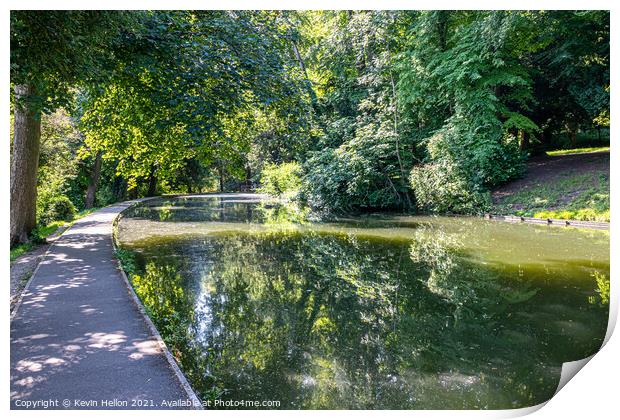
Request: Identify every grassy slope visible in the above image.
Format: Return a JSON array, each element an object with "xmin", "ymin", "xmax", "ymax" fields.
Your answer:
[{"xmin": 491, "ymin": 152, "xmax": 609, "ymax": 222}]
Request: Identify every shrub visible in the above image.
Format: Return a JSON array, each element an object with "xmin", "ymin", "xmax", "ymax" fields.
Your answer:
[
  {"xmin": 426, "ymin": 122, "xmax": 526, "ymax": 189},
  {"xmin": 409, "ymin": 116, "xmax": 524, "ymax": 214},
  {"xmin": 410, "ymin": 160, "xmax": 491, "ymax": 214},
  {"xmin": 96, "ymin": 183, "xmax": 117, "ymax": 207},
  {"xmin": 115, "ymin": 247, "xmax": 138, "ymax": 276},
  {"xmin": 258, "ymin": 162, "xmax": 302, "ymax": 199},
  {"xmin": 38, "ymin": 193, "xmax": 76, "ymax": 225},
  {"xmin": 302, "ymin": 136, "xmax": 410, "ymax": 213},
  {"xmin": 301, "ymin": 148, "xmax": 352, "ymax": 211}
]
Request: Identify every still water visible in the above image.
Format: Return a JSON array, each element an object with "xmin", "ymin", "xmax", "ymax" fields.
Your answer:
[{"xmin": 117, "ymin": 194, "xmax": 609, "ymax": 409}]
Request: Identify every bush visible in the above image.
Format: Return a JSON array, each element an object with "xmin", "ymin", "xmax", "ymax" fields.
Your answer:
[
  {"xmin": 301, "ymin": 148, "xmax": 351, "ymax": 211},
  {"xmin": 38, "ymin": 194, "xmax": 77, "ymax": 225},
  {"xmin": 302, "ymin": 136, "xmax": 410, "ymax": 213},
  {"xmin": 409, "ymin": 115, "xmax": 524, "ymax": 214},
  {"xmin": 426, "ymin": 122, "xmax": 526, "ymax": 188},
  {"xmin": 410, "ymin": 160, "xmax": 491, "ymax": 214},
  {"xmin": 96, "ymin": 183, "xmax": 117, "ymax": 207},
  {"xmin": 258, "ymin": 162, "xmax": 302, "ymax": 199}
]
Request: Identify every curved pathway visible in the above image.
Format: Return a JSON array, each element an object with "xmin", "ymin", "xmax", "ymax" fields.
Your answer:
[{"xmin": 10, "ymin": 200, "xmax": 197, "ymax": 410}]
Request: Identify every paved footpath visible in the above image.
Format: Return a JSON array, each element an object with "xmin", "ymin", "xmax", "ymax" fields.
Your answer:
[{"xmin": 10, "ymin": 201, "xmax": 195, "ymax": 410}]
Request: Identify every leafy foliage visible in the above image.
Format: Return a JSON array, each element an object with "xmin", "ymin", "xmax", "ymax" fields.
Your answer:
[
  {"xmin": 34, "ymin": 109, "xmax": 85, "ymax": 224},
  {"xmin": 410, "ymin": 160, "xmax": 491, "ymax": 214},
  {"xmin": 37, "ymin": 194, "xmax": 76, "ymax": 225},
  {"xmin": 80, "ymin": 11, "xmax": 310, "ymax": 193},
  {"xmin": 258, "ymin": 162, "xmax": 302, "ymax": 199},
  {"xmin": 10, "ymin": 11, "xmax": 135, "ymax": 113},
  {"xmin": 298, "ymin": 12, "xmax": 414, "ymax": 212},
  {"xmin": 10, "ymin": 10, "xmax": 610, "ymax": 232}
]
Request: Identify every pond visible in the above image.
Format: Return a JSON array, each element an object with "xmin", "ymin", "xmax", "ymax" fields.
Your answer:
[{"xmin": 116, "ymin": 194, "xmax": 609, "ymax": 409}]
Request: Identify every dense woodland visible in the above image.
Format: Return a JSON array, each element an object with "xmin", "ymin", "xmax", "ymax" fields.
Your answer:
[{"xmin": 10, "ymin": 11, "xmax": 609, "ymax": 246}]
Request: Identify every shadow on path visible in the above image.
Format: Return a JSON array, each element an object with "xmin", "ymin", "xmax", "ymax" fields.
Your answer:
[{"xmin": 10, "ymin": 201, "xmax": 191, "ymax": 410}]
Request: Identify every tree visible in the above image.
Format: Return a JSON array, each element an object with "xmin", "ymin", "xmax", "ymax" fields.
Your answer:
[
  {"xmin": 80, "ymin": 11, "xmax": 309, "ymax": 196},
  {"xmin": 10, "ymin": 11, "xmax": 132, "ymax": 245},
  {"xmin": 84, "ymin": 152, "xmax": 103, "ymax": 208},
  {"xmin": 527, "ymin": 11, "xmax": 609, "ymax": 150},
  {"xmin": 300, "ymin": 11, "xmax": 417, "ymax": 212},
  {"xmin": 400, "ymin": 11, "xmax": 539, "ymax": 211},
  {"xmin": 10, "ymin": 84, "xmax": 40, "ymax": 244}
]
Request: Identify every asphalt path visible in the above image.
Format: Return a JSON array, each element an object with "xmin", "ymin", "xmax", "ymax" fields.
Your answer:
[{"xmin": 10, "ymin": 201, "xmax": 195, "ymax": 410}]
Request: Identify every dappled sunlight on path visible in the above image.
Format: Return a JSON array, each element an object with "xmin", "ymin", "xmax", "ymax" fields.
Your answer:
[{"xmin": 10, "ymin": 201, "xmax": 191, "ymax": 409}]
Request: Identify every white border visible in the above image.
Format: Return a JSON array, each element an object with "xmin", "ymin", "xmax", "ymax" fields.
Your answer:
[
  {"xmin": 0, "ymin": 1, "xmax": 615, "ymax": 11},
  {"xmin": 3, "ymin": 2, "xmax": 617, "ymax": 419}
]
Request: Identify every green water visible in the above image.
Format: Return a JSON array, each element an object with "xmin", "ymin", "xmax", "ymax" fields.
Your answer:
[{"xmin": 117, "ymin": 194, "xmax": 609, "ymax": 409}]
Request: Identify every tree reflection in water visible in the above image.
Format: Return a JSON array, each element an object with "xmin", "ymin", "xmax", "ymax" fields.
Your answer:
[{"xmin": 119, "ymin": 197, "xmax": 608, "ymax": 409}]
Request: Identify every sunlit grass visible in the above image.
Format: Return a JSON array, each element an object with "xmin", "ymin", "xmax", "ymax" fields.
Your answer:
[
  {"xmin": 75, "ymin": 207, "xmax": 100, "ymax": 219},
  {"xmin": 493, "ymin": 172, "xmax": 609, "ymax": 222},
  {"xmin": 33, "ymin": 221, "xmax": 66, "ymax": 238},
  {"xmin": 546, "ymin": 146, "xmax": 609, "ymax": 156},
  {"xmin": 10, "ymin": 243, "xmax": 34, "ymax": 262},
  {"xmin": 533, "ymin": 209, "xmax": 610, "ymax": 222}
]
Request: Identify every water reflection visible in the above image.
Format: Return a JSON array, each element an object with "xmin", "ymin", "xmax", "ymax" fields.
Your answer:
[{"xmin": 118, "ymin": 195, "xmax": 609, "ymax": 409}]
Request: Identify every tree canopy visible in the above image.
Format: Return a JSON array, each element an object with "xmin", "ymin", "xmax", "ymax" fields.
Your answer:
[{"xmin": 10, "ymin": 10, "xmax": 610, "ymax": 244}]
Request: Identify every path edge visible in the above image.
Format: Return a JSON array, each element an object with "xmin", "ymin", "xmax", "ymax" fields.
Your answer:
[
  {"xmin": 111, "ymin": 198, "xmax": 204, "ymax": 410},
  {"xmin": 10, "ymin": 224, "xmax": 71, "ymax": 320},
  {"xmin": 10, "ymin": 243, "xmax": 54, "ymax": 322}
]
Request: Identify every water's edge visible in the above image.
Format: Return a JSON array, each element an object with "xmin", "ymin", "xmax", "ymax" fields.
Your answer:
[
  {"xmin": 112, "ymin": 197, "xmax": 204, "ymax": 410},
  {"xmin": 113, "ymin": 194, "xmax": 609, "ymax": 411}
]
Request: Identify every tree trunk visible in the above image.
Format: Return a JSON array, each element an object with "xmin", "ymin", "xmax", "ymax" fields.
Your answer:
[
  {"xmin": 112, "ymin": 169, "xmax": 127, "ymax": 202},
  {"xmin": 436, "ymin": 11, "xmax": 449, "ymax": 51},
  {"xmin": 10, "ymin": 84, "xmax": 41, "ymax": 246},
  {"xmin": 290, "ymin": 38, "xmax": 317, "ymax": 103},
  {"xmin": 386, "ymin": 39, "xmax": 413, "ymax": 210},
  {"xmin": 147, "ymin": 165, "xmax": 157, "ymax": 197},
  {"xmin": 518, "ymin": 130, "xmax": 529, "ymax": 151},
  {"xmin": 245, "ymin": 166, "xmax": 252, "ymax": 191},
  {"xmin": 565, "ymin": 122, "xmax": 578, "ymax": 148},
  {"xmin": 218, "ymin": 165, "xmax": 225, "ymax": 193},
  {"xmin": 84, "ymin": 151, "xmax": 103, "ymax": 208}
]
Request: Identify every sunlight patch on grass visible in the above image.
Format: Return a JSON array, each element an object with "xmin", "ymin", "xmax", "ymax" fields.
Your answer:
[
  {"xmin": 493, "ymin": 172, "xmax": 609, "ymax": 222},
  {"xmin": 546, "ymin": 146, "xmax": 609, "ymax": 156},
  {"xmin": 33, "ymin": 221, "xmax": 66, "ymax": 238},
  {"xmin": 10, "ymin": 243, "xmax": 34, "ymax": 262},
  {"xmin": 75, "ymin": 207, "xmax": 99, "ymax": 219},
  {"xmin": 533, "ymin": 209, "xmax": 610, "ymax": 222}
]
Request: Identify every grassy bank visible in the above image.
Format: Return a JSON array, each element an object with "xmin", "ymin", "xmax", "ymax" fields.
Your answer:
[{"xmin": 492, "ymin": 171, "xmax": 609, "ymax": 222}]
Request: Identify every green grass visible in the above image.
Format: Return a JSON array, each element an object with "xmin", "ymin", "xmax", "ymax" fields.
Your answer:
[
  {"xmin": 10, "ymin": 243, "xmax": 35, "ymax": 262},
  {"xmin": 10, "ymin": 207, "xmax": 102, "ymax": 262},
  {"xmin": 75, "ymin": 207, "xmax": 100, "ymax": 219},
  {"xmin": 546, "ymin": 146, "xmax": 610, "ymax": 156},
  {"xmin": 493, "ymin": 171, "xmax": 609, "ymax": 222},
  {"xmin": 9, "ymin": 221, "xmax": 66, "ymax": 262},
  {"xmin": 33, "ymin": 220, "xmax": 66, "ymax": 239}
]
